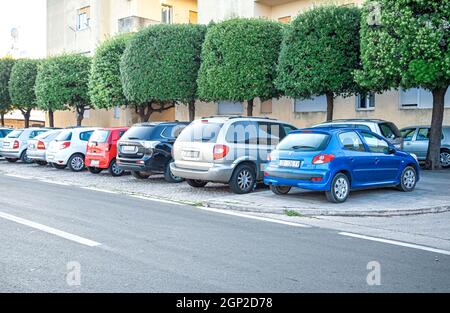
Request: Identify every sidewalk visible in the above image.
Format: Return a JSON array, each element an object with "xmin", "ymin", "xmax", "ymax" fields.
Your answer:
[{"xmin": 203, "ymin": 170, "xmax": 450, "ymax": 217}]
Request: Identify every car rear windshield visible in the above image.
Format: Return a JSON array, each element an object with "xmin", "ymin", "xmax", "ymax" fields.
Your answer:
[
  {"xmin": 6, "ymin": 130, "xmax": 23, "ymax": 138},
  {"xmin": 177, "ymin": 122, "xmax": 223, "ymax": 143},
  {"xmin": 55, "ymin": 130, "xmax": 72, "ymax": 141},
  {"xmin": 277, "ymin": 132, "xmax": 330, "ymax": 151},
  {"xmin": 90, "ymin": 130, "xmax": 110, "ymax": 143},
  {"xmin": 379, "ymin": 122, "xmax": 401, "ymax": 139},
  {"xmin": 121, "ymin": 126, "xmax": 156, "ymax": 141}
]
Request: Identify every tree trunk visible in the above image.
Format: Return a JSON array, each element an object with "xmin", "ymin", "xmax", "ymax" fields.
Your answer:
[
  {"xmin": 247, "ymin": 99, "xmax": 254, "ymax": 117},
  {"xmin": 76, "ymin": 107, "xmax": 85, "ymax": 127},
  {"xmin": 326, "ymin": 92, "xmax": 334, "ymax": 122},
  {"xmin": 0, "ymin": 113, "xmax": 4, "ymax": 126},
  {"xmin": 188, "ymin": 100, "xmax": 195, "ymax": 122},
  {"xmin": 136, "ymin": 104, "xmax": 152, "ymax": 123},
  {"xmin": 425, "ymin": 86, "xmax": 448, "ymax": 170},
  {"xmin": 23, "ymin": 110, "xmax": 31, "ymax": 128},
  {"xmin": 48, "ymin": 110, "xmax": 54, "ymax": 128}
]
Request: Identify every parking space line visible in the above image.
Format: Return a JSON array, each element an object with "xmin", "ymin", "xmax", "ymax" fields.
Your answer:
[
  {"xmin": 130, "ymin": 194, "xmax": 184, "ymax": 205},
  {"xmin": 82, "ymin": 187, "xmax": 118, "ymax": 194},
  {"xmin": 4, "ymin": 174, "xmax": 33, "ymax": 180},
  {"xmin": 339, "ymin": 232, "xmax": 450, "ymax": 256},
  {"xmin": 0, "ymin": 211, "xmax": 102, "ymax": 247}
]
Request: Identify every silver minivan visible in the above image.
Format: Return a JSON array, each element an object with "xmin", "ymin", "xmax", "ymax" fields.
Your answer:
[{"xmin": 171, "ymin": 116, "xmax": 297, "ymax": 194}]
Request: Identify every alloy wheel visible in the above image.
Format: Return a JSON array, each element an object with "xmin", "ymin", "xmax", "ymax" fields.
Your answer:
[
  {"xmin": 237, "ymin": 169, "xmax": 253, "ymax": 191},
  {"xmin": 111, "ymin": 162, "xmax": 123, "ymax": 175},
  {"xmin": 403, "ymin": 169, "xmax": 416, "ymax": 189},
  {"xmin": 71, "ymin": 156, "xmax": 84, "ymax": 171},
  {"xmin": 334, "ymin": 177, "xmax": 348, "ymax": 201},
  {"xmin": 440, "ymin": 151, "xmax": 450, "ymax": 167}
]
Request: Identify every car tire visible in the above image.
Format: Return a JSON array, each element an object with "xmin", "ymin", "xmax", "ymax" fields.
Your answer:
[
  {"xmin": 53, "ymin": 163, "xmax": 66, "ymax": 170},
  {"xmin": 164, "ymin": 162, "xmax": 184, "ymax": 183},
  {"xmin": 88, "ymin": 167, "xmax": 103, "ymax": 174},
  {"xmin": 36, "ymin": 161, "xmax": 47, "ymax": 166},
  {"xmin": 131, "ymin": 171, "xmax": 150, "ymax": 179},
  {"xmin": 68, "ymin": 154, "xmax": 85, "ymax": 172},
  {"xmin": 397, "ymin": 166, "xmax": 417, "ymax": 192},
  {"xmin": 440, "ymin": 149, "xmax": 450, "ymax": 168},
  {"xmin": 270, "ymin": 185, "xmax": 291, "ymax": 195},
  {"xmin": 5, "ymin": 158, "xmax": 18, "ymax": 163},
  {"xmin": 186, "ymin": 179, "xmax": 208, "ymax": 188},
  {"xmin": 20, "ymin": 150, "xmax": 33, "ymax": 164},
  {"xmin": 326, "ymin": 173, "xmax": 350, "ymax": 203},
  {"xmin": 229, "ymin": 163, "xmax": 256, "ymax": 194},
  {"xmin": 108, "ymin": 159, "xmax": 124, "ymax": 177}
]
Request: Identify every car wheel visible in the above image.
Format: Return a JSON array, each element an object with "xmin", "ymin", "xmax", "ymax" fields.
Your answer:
[
  {"xmin": 53, "ymin": 163, "xmax": 66, "ymax": 170},
  {"xmin": 326, "ymin": 173, "xmax": 350, "ymax": 203},
  {"xmin": 68, "ymin": 154, "xmax": 85, "ymax": 172},
  {"xmin": 131, "ymin": 171, "xmax": 150, "ymax": 179},
  {"xmin": 186, "ymin": 179, "xmax": 208, "ymax": 188},
  {"xmin": 88, "ymin": 167, "xmax": 103, "ymax": 174},
  {"xmin": 397, "ymin": 166, "xmax": 417, "ymax": 192},
  {"xmin": 5, "ymin": 158, "xmax": 18, "ymax": 163},
  {"xmin": 440, "ymin": 149, "xmax": 450, "ymax": 168},
  {"xmin": 108, "ymin": 159, "xmax": 124, "ymax": 177},
  {"xmin": 164, "ymin": 162, "xmax": 184, "ymax": 183},
  {"xmin": 270, "ymin": 185, "xmax": 291, "ymax": 195},
  {"xmin": 36, "ymin": 161, "xmax": 47, "ymax": 166},
  {"xmin": 229, "ymin": 164, "xmax": 256, "ymax": 194},
  {"xmin": 20, "ymin": 150, "xmax": 33, "ymax": 164}
]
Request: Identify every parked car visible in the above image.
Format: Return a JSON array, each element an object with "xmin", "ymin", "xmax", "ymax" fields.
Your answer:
[
  {"xmin": 400, "ymin": 125, "xmax": 450, "ymax": 168},
  {"xmin": 117, "ymin": 122, "xmax": 188, "ymax": 183},
  {"xmin": 313, "ymin": 119, "xmax": 404, "ymax": 149},
  {"xmin": 264, "ymin": 127, "xmax": 419, "ymax": 203},
  {"xmin": 46, "ymin": 127, "xmax": 97, "ymax": 171},
  {"xmin": 0, "ymin": 128, "xmax": 51, "ymax": 163},
  {"xmin": 171, "ymin": 116, "xmax": 297, "ymax": 194},
  {"xmin": 26, "ymin": 129, "xmax": 63, "ymax": 165},
  {"xmin": 0, "ymin": 128, "xmax": 13, "ymax": 156},
  {"xmin": 85, "ymin": 127, "xmax": 129, "ymax": 176}
]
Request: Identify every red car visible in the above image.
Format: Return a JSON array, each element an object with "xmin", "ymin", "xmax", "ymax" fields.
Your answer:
[{"xmin": 86, "ymin": 127, "xmax": 129, "ymax": 176}]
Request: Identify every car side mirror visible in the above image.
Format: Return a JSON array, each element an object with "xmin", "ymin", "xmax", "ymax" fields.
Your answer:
[{"xmin": 388, "ymin": 147, "xmax": 396, "ymax": 154}]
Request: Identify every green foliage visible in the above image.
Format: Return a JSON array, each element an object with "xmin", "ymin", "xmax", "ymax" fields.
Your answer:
[
  {"xmin": 276, "ymin": 5, "xmax": 362, "ymax": 99},
  {"xmin": 89, "ymin": 33, "xmax": 133, "ymax": 109},
  {"xmin": 354, "ymin": 0, "xmax": 450, "ymax": 91},
  {"xmin": 120, "ymin": 24, "xmax": 206, "ymax": 104},
  {"xmin": 0, "ymin": 57, "xmax": 15, "ymax": 114},
  {"xmin": 8, "ymin": 59, "xmax": 39, "ymax": 112},
  {"xmin": 197, "ymin": 18, "xmax": 283, "ymax": 102},
  {"xmin": 35, "ymin": 54, "xmax": 91, "ymax": 113}
]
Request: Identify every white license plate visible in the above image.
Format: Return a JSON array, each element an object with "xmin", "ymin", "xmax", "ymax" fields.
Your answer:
[
  {"xmin": 280, "ymin": 160, "xmax": 301, "ymax": 168},
  {"xmin": 122, "ymin": 146, "xmax": 136, "ymax": 152},
  {"xmin": 29, "ymin": 144, "xmax": 35, "ymax": 149},
  {"xmin": 183, "ymin": 151, "xmax": 199, "ymax": 158},
  {"xmin": 3, "ymin": 142, "xmax": 9, "ymax": 147},
  {"xmin": 90, "ymin": 160, "xmax": 100, "ymax": 167}
]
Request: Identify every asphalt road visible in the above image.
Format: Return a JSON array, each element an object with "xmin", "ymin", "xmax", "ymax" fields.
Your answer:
[{"xmin": 0, "ymin": 173, "xmax": 449, "ymax": 292}]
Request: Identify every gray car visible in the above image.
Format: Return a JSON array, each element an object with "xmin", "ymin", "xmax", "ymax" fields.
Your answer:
[
  {"xmin": 0, "ymin": 128, "xmax": 51, "ymax": 163},
  {"xmin": 171, "ymin": 116, "xmax": 297, "ymax": 194},
  {"xmin": 400, "ymin": 126, "xmax": 450, "ymax": 168},
  {"xmin": 26, "ymin": 129, "xmax": 62, "ymax": 165}
]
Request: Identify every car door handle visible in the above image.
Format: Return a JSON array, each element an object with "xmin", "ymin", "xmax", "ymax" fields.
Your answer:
[
  {"xmin": 349, "ymin": 158, "xmax": 355, "ymax": 162},
  {"xmin": 375, "ymin": 158, "xmax": 380, "ymax": 164}
]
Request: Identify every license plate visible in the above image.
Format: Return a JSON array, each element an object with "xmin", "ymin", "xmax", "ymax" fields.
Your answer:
[
  {"xmin": 90, "ymin": 160, "xmax": 100, "ymax": 167},
  {"xmin": 280, "ymin": 160, "xmax": 301, "ymax": 168},
  {"xmin": 121, "ymin": 145, "xmax": 136, "ymax": 153},
  {"xmin": 29, "ymin": 144, "xmax": 35, "ymax": 149},
  {"xmin": 3, "ymin": 142, "xmax": 9, "ymax": 147},
  {"xmin": 183, "ymin": 151, "xmax": 199, "ymax": 158}
]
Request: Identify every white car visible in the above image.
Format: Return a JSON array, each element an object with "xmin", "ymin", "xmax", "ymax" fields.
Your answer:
[
  {"xmin": 46, "ymin": 127, "xmax": 97, "ymax": 172},
  {"xmin": 0, "ymin": 128, "xmax": 51, "ymax": 163}
]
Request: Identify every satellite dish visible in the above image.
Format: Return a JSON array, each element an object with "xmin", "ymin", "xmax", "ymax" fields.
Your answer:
[{"xmin": 11, "ymin": 28, "xmax": 19, "ymax": 39}]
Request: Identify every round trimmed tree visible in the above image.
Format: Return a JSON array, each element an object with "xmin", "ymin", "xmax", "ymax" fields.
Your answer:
[
  {"xmin": 355, "ymin": 0, "xmax": 449, "ymax": 170},
  {"xmin": 36, "ymin": 54, "xmax": 91, "ymax": 127},
  {"xmin": 0, "ymin": 57, "xmax": 15, "ymax": 126},
  {"xmin": 276, "ymin": 5, "xmax": 362, "ymax": 121},
  {"xmin": 8, "ymin": 59, "xmax": 39, "ymax": 128},
  {"xmin": 120, "ymin": 24, "xmax": 206, "ymax": 122},
  {"xmin": 197, "ymin": 18, "xmax": 284, "ymax": 116}
]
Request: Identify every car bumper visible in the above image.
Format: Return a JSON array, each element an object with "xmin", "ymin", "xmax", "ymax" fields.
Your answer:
[
  {"xmin": 0, "ymin": 149, "xmax": 21, "ymax": 159},
  {"xmin": 263, "ymin": 166, "xmax": 332, "ymax": 191},
  {"xmin": 170, "ymin": 162, "xmax": 234, "ymax": 183},
  {"xmin": 116, "ymin": 156, "xmax": 162, "ymax": 173},
  {"xmin": 26, "ymin": 150, "xmax": 46, "ymax": 161},
  {"xmin": 86, "ymin": 155, "xmax": 110, "ymax": 169},
  {"xmin": 46, "ymin": 151, "xmax": 70, "ymax": 165}
]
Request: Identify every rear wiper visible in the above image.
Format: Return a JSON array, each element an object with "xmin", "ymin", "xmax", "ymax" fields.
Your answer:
[
  {"xmin": 126, "ymin": 137, "xmax": 141, "ymax": 140},
  {"xmin": 291, "ymin": 145, "xmax": 315, "ymax": 150}
]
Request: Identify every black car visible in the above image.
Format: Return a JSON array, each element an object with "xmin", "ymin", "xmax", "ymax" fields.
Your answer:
[{"xmin": 117, "ymin": 122, "xmax": 189, "ymax": 183}]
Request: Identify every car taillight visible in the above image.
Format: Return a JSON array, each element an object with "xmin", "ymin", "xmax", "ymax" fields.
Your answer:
[
  {"xmin": 267, "ymin": 153, "xmax": 272, "ymax": 161},
  {"xmin": 37, "ymin": 141, "xmax": 46, "ymax": 150},
  {"xmin": 13, "ymin": 140, "xmax": 19, "ymax": 149},
  {"xmin": 213, "ymin": 144, "xmax": 229, "ymax": 160},
  {"xmin": 60, "ymin": 141, "xmax": 71, "ymax": 149},
  {"xmin": 312, "ymin": 154, "xmax": 335, "ymax": 165}
]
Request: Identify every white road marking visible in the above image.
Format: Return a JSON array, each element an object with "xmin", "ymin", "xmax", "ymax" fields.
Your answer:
[
  {"xmin": 339, "ymin": 232, "xmax": 450, "ymax": 256},
  {"xmin": 4, "ymin": 174, "xmax": 32, "ymax": 180},
  {"xmin": 0, "ymin": 211, "xmax": 101, "ymax": 247},
  {"xmin": 40, "ymin": 179, "xmax": 72, "ymax": 186},
  {"xmin": 130, "ymin": 194, "xmax": 184, "ymax": 205},
  {"xmin": 82, "ymin": 187, "xmax": 118, "ymax": 194},
  {"xmin": 199, "ymin": 206, "xmax": 311, "ymax": 228}
]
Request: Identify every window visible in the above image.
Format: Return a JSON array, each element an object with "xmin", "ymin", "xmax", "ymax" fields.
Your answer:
[
  {"xmin": 161, "ymin": 125, "xmax": 186, "ymax": 139},
  {"xmin": 282, "ymin": 124, "xmax": 297, "ymax": 137},
  {"xmin": 361, "ymin": 132, "xmax": 390, "ymax": 154},
  {"xmin": 114, "ymin": 106, "xmax": 121, "ymax": 119},
  {"xmin": 278, "ymin": 16, "xmax": 291, "ymax": 24},
  {"xmin": 257, "ymin": 122, "xmax": 282, "ymax": 146},
  {"xmin": 400, "ymin": 88, "xmax": 450, "ymax": 108},
  {"xmin": 177, "ymin": 122, "xmax": 223, "ymax": 143},
  {"xmin": 55, "ymin": 131, "xmax": 72, "ymax": 142},
  {"xmin": 189, "ymin": 10, "xmax": 198, "ymax": 24},
  {"xmin": 401, "ymin": 128, "xmax": 416, "ymax": 141},
  {"xmin": 77, "ymin": 6, "xmax": 90, "ymax": 31},
  {"xmin": 90, "ymin": 130, "xmax": 110, "ymax": 143},
  {"xmin": 29, "ymin": 130, "xmax": 46, "ymax": 139},
  {"xmin": 356, "ymin": 93, "xmax": 375, "ymax": 110},
  {"xmin": 218, "ymin": 101, "xmax": 243, "ymax": 115},
  {"xmin": 121, "ymin": 126, "xmax": 156, "ymax": 141},
  {"xmin": 339, "ymin": 131, "xmax": 365, "ymax": 152},
  {"xmin": 161, "ymin": 5, "xmax": 173, "ymax": 24},
  {"xmin": 6, "ymin": 130, "xmax": 23, "ymax": 138},
  {"xmin": 260, "ymin": 99, "xmax": 273, "ymax": 114},
  {"xmin": 79, "ymin": 131, "xmax": 94, "ymax": 141},
  {"xmin": 416, "ymin": 128, "xmax": 430, "ymax": 141},
  {"xmin": 294, "ymin": 95, "xmax": 327, "ymax": 113},
  {"xmin": 277, "ymin": 133, "xmax": 330, "ymax": 152},
  {"xmin": 226, "ymin": 121, "xmax": 258, "ymax": 144},
  {"xmin": 379, "ymin": 122, "xmax": 401, "ymax": 139}
]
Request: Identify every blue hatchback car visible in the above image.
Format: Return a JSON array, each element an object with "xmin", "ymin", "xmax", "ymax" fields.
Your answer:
[{"xmin": 264, "ymin": 128, "xmax": 420, "ymax": 203}]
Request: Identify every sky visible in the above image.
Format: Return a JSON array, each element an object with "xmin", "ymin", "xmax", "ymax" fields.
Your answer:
[{"xmin": 0, "ymin": 0, "xmax": 47, "ymax": 58}]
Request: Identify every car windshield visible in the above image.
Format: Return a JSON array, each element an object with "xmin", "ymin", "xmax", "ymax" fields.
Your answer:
[
  {"xmin": 6, "ymin": 130, "xmax": 23, "ymax": 138},
  {"xmin": 90, "ymin": 130, "xmax": 110, "ymax": 143},
  {"xmin": 379, "ymin": 122, "xmax": 401, "ymax": 139},
  {"xmin": 177, "ymin": 122, "xmax": 223, "ymax": 143},
  {"xmin": 121, "ymin": 126, "xmax": 156, "ymax": 140},
  {"xmin": 277, "ymin": 132, "xmax": 330, "ymax": 151},
  {"xmin": 55, "ymin": 130, "xmax": 72, "ymax": 141}
]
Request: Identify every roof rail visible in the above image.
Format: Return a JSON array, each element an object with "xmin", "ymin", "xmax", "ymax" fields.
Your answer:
[{"xmin": 201, "ymin": 115, "xmax": 276, "ymax": 120}]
